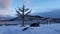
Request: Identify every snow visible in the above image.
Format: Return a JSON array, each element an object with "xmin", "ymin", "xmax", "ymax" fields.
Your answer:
[{"xmin": 0, "ymin": 24, "xmax": 60, "ymax": 34}]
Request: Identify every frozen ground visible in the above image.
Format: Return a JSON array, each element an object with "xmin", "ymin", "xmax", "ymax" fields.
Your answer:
[{"xmin": 0, "ymin": 24, "xmax": 60, "ymax": 34}]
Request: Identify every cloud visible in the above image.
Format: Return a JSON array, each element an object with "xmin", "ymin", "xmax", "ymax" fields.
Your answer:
[
  {"xmin": 0, "ymin": 0, "xmax": 12, "ymax": 10},
  {"xmin": 0, "ymin": 0, "xmax": 12, "ymax": 15},
  {"xmin": 0, "ymin": 10, "xmax": 12, "ymax": 15}
]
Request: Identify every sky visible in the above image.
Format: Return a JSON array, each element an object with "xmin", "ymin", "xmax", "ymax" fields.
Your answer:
[{"xmin": 0, "ymin": 0, "xmax": 60, "ymax": 16}]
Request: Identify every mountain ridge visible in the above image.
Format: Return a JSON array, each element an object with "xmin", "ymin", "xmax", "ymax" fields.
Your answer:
[{"xmin": 31, "ymin": 9, "xmax": 60, "ymax": 18}]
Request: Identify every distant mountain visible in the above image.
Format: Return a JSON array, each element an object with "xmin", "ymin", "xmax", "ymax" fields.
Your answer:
[
  {"xmin": 0, "ymin": 15, "xmax": 14, "ymax": 20},
  {"xmin": 0, "ymin": 9, "xmax": 60, "ymax": 20},
  {"xmin": 32, "ymin": 9, "xmax": 60, "ymax": 18}
]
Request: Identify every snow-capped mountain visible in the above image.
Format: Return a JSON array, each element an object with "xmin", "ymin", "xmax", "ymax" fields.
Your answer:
[
  {"xmin": 0, "ymin": 15, "xmax": 15, "ymax": 20},
  {"xmin": 31, "ymin": 9, "xmax": 60, "ymax": 18}
]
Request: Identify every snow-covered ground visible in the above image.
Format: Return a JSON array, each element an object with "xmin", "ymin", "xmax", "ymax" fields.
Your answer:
[{"xmin": 0, "ymin": 24, "xmax": 60, "ymax": 34}]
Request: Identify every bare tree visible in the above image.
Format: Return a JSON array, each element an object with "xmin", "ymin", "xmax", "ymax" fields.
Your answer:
[{"xmin": 15, "ymin": 5, "xmax": 32, "ymax": 27}]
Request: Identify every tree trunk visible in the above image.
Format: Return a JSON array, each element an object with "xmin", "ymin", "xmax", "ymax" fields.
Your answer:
[{"xmin": 22, "ymin": 8, "xmax": 25, "ymax": 27}]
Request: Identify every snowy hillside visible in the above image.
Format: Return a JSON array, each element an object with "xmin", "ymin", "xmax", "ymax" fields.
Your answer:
[{"xmin": 0, "ymin": 24, "xmax": 60, "ymax": 34}]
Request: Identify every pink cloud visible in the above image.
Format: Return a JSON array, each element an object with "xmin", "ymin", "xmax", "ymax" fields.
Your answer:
[
  {"xmin": 0, "ymin": 0, "xmax": 12, "ymax": 15},
  {"xmin": 0, "ymin": 0, "xmax": 12, "ymax": 10}
]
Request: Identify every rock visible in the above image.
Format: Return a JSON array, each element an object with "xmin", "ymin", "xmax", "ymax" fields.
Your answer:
[
  {"xmin": 30, "ymin": 22, "xmax": 40, "ymax": 27},
  {"xmin": 23, "ymin": 27, "xmax": 29, "ymax": 31}
]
